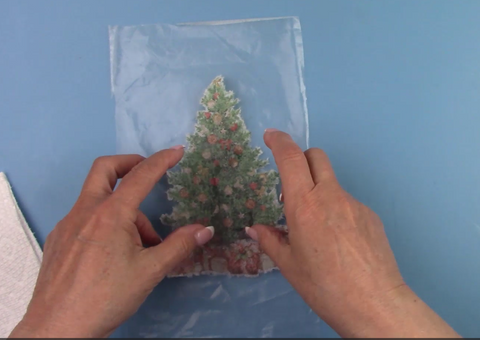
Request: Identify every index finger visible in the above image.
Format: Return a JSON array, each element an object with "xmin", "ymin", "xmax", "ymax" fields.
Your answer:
[
  {"xmin": 264, "ymin": 130, "xmax": 314, "ymax": 200},
  {"xmin": 112, "ymin": 146, "xmax": 185, "ymax": 208}
]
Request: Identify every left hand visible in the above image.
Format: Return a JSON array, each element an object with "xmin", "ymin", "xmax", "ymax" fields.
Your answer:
[{"xmin": 9, "ymin": 147, "xmax": 214, "ymax": 338}]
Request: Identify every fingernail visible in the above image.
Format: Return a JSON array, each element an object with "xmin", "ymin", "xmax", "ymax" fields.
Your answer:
[
  {"xmin": 245, "ymin": 227, "xmax": 258, "ymax": 241},
  {"xmin": 170, "ymin": 144, "xmax": 185, "ymax": 150},
  {"xmin": 195, "ymin": 226, "xmax": 214, "ymax": 246},
  {"xmin": 264, "ymin": 128, "xmax": 279, "ymax": 134},
  {"xmin": 279, "ymin": 193, "xmax": 283, "ymax": 202}
]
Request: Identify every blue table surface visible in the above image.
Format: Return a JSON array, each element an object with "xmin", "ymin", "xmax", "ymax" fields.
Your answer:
[{"xmin": 1, "ymin": 0, "xmax": 480, "ymax": 337}]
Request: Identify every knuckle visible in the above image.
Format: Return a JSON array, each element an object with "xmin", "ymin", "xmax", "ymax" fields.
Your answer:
[
  {"xmin": 140, "ymin": 158, "xmax": 161, "ymax": 175},
  {"xmin": 359, "ymin": 201, "xmax": 381, "ymax": 222},
  {"xmin": 91, "ymin": 210, "xmax": 110, "ymax": 226},
  {"xmin": 95, "ymin": 200, "xmax": 113, "ymax": 214},
  {"xmin": 100, "ymin": 199, "xmax": 133, "ymax": 220},
  {"xmin": 336, "ymin": 195, "xmax": 353, "ymax": 215},
  {"xmin": 76, "ymin": 210, "xmax": 114, "ymax": 241},
  {"xmin": 130, "ymin": 153, "xmax": 144, "ymax": 160},
  {"xmin": 108, "ymin": 194, "xmax": 136, "ymax": 216},
  {"xmin": 90, "ymin": 156, "xmax": 115, "ymax": 176},
  {"xmin": 281, "ymin": 145, "xmax": 304, "ymax": 163},
  {"xmin": 44, "ymin": 229, "xmax": 56, "ymax": 245},
  {"xmin": 87, "ymin": 203, "xmax": 119, "ymax": 228},
  {"xmin": 151, "ymin": 266, "xmax": 167, "ymax": 281},
  {"xmin": 92, "ymin": 156, "xmax": 111, "ymax": 169},
  {"xmin": 175, "ymin": 238, "xmax": 193, "ymax": 257},
  {"xmin": 128, "ymin": 159, "xmax": 159, "ymax": 180}
]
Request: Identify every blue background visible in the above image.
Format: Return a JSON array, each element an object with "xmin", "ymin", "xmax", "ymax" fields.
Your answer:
[{"xmin": 1, "ymin": 0, "xmax": 480, "ymax": 337}]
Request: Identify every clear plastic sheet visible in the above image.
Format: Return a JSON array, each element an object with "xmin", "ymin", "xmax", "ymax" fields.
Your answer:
[{"xmin": 110, "ymin": 17, "xmax": 317, "ymax": 338}]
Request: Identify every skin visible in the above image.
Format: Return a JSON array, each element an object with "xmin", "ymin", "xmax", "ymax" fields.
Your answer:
[
  {"xmin": 9, "ymin": 130, "xmax": 460, "ymax": 338},
  {"xmin": 248, "ymin": 130, "xmax": 460, "ymax": 338}
]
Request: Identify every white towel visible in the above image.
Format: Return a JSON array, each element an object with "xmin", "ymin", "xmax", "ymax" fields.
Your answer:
[{"xmin": 0, "ymin": 173, "xmax": 42, "ymax": 337}]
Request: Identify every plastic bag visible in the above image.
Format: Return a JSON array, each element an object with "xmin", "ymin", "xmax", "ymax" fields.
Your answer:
[{"xmin": 110, "ymin": 17, "xmax": 315, "ymax": 337}]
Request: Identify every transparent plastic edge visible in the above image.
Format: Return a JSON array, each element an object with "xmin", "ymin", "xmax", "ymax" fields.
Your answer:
[
  {"xmin": 292, "ymin": 17, "xmax": 309, "ymax": 149},
  {"xmin": 108, "ymin": 25, "xmax": 118, "ymax": 95},
  {"xmin": 178, "ymin": 16, "xmax": 299, "ymax": 26}
]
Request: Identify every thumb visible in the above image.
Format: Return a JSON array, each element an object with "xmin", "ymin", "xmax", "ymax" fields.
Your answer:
[
  {"xmin": 247, "ymin": 225, "xmax": 291, "ymax": 268},
  {"xmin": 143, "ymin": 224, "xmax": 214, "ymax": 278}
]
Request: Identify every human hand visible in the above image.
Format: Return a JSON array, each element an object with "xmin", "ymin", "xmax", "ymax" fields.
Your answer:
[
  {"xmin": 247, "ymin": 130, "xmax": 459, "ymax": 338},
  {"xmin": 9, "ymin": 147, "xmax": 214, "ymax": 338}
]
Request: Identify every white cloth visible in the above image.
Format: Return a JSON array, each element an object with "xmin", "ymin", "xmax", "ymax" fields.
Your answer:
[{"xmin": 0, "ymin": 173, "xmax": 42, "ymax": 337}]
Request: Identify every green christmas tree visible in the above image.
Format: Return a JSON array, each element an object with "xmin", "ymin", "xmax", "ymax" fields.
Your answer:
[{"xmin": 161, "ymin": 76, "xmax": 283, "ymax": 245}]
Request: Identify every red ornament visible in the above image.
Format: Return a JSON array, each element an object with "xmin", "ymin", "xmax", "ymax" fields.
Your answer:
[
  {"xmin": 179, "ymin": 188, "xmax": 189, "ymax": 198},
  {"xmin": 228, "ymin": 157, "xmax": 238, "ymax": 168},
  {"xmin": 245, "ymin": 199, "xmax": 256, "ymax": 209},
  {"xmin": 193, "ymin": 176, "xmax": 201, "ymax": 185},
  {"xmin": 210, "ymin": 178, "xmax": 220, "ymax": 186},
  {"xmin": 245, "ymin": 257, "xmax": 260, "ymax": 275},
  {"xmin": 213, "ymin": 92, "xmax": 219, "ymax": 100},
  {"xmin": 234, "ymin": 145, "xmax": 243, "ymax": 155},
  {"xmin": 223, "ymin": 218, "xmax": 233, "ymax": 227},
  {"xmin": 249, "ymin": 182, "xmax": 258, "ymax": 190},
  {"xmin": 207, "ymin": 134, "xmax": 218, "ymax": 144},
  {"xmin": 260, "ymin": 205, "xmax": 266, "ymax": 211},
  {"xmin": 213, "ymin": 159, "xmax": 220, "ymax": 167},
  {"xmin": 228, "ymin": 259, "xmax": 243, "ymax": 275},
  {"xmin": 204, "ymin": 111, "xmax": 211, "ymax": 119},
  {"xmin": 219, "ymin": 139, "xmax": 232, "ymax": 150},
  {"xmin": 230, "ymin": 123, "xmax": 238, "ymax": 132},
  {"xmin": 197, "ymin": 193, "xmax": 208, "ymax": 203}
]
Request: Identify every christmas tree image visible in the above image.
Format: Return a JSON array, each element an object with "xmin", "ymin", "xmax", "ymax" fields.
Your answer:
[{"xmin": 161, "ymin": 76, "xmax": 285, "ymax": 276}]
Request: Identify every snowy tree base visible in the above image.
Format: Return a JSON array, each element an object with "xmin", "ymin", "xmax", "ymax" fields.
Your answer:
[{"xmin": 167, "ymin": 225, "xmax": 287, "ymax": 278}]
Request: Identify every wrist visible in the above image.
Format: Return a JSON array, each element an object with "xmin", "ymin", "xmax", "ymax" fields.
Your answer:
[
  {"xmin": 353, "ymin": 283, "xmax": 417, "ymax": 338},
  {"xmin": 9, "ymin": 308, "xmax": 103, "ymax": 338},
  {"xmin": 325, "ymin": 284, "xmax": 459, "ymax": 338},
  {"xmin": 10, "ymin": 318, "xmax": 80, "ymax": 338},
  {"xmin": 318, "ymin": 283, "xmax": 412, "ymax": 338},
  {"xmin": 379, "ymin": 285, "xmax": 460, "ymax": 338}
]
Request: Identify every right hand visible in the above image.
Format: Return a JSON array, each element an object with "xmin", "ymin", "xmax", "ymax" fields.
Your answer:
[{"xmin": 248, "ymin": 129, "xmax": 459, "ymax": 338}]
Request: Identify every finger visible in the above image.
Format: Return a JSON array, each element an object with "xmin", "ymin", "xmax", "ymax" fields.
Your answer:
[
  {"xmin": 113, "ymin": 146, "xmax": 184, "ymax": 208},
  {"xmin": 136, "ymin": 211, "xmax": 161, "ymax": 246},
  {"xmin": 142, "ymin": 225, "xmax": 213, "ymax": 278},
  {"xmin": 264, "ymin": 130, "xmax": 314, "ymax": 200},
  {"xmin": 304, "ymin": 148, "xmax": 337, "ymax": 184},
  {"xmin": 247, "ymin": 225, "xmax": 291, "ymax": 269},
  {"xmin": 82, "ymin": 155, "xmax": 145, "ymax": 198}
]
